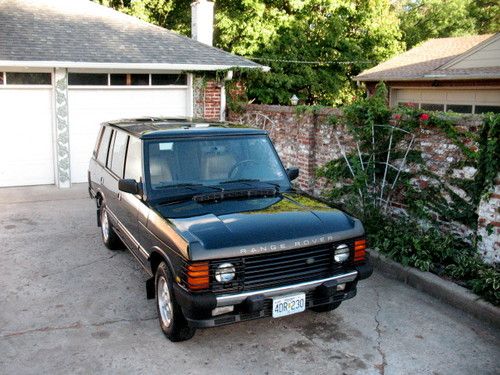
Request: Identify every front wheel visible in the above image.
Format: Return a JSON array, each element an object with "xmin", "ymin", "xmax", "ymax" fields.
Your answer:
[
  {"xmin": 156, "ymin": 262, "xmax": 196, "ymax": 342},
  {"xmin": 311, "ymin": 301, "xmax": 342, "ymax": 313},
  {"xmin": 99, "ymin": 203, "xmax": 123, "ymax": 250}
]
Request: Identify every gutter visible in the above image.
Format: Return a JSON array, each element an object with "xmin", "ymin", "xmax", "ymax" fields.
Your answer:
[{"xmin": 0, "ymin": 60, "xmax": 269, "ymax": 72}]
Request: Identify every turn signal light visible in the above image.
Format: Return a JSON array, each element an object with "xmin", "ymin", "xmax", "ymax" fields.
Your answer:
[
  {"xmin": 354, "ymin": 239, "xmax": 367, "ymax": 262},
  {"xmin": 187, "ymin": 262, "xmax": 209, "ymax": 290}
]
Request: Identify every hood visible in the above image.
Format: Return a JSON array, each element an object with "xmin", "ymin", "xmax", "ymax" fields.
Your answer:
[{"xmin": 154, "ymin": 192, "xmax": 364, "ymax": 260}]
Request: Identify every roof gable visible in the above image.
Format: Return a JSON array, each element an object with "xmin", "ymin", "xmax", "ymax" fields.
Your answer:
[
  {"xmin": 441, "ymin": 34, "xmax": 500, "ymax": 70},
  {"xmin": 0, "ymin": 0, "xmax": 261, "ymax": 70},
  {"xmin": 355, "ymin": 34, "xmax": 499, "ymax": 82}
]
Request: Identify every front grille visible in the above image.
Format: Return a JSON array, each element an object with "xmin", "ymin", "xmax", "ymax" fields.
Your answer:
[{"xmin": 210, "ymin": 238, "xmax": 359, "ymax": 293}]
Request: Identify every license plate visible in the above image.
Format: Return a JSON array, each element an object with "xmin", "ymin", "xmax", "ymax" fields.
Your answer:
[{"xmin": 272, "ymin": 292, "xmax": 306, "ymax": 318}]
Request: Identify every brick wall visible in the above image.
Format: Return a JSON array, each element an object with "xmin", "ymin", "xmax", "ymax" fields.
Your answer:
[
  {"xmin": 193, "ymin": 77, "xmax": 222, "ymax": 120},
  {"xmin": 229, "ymin": 104, "xmax": 498, "ymax": 264},
  {"xmin": 477, "ymin": 175, "xmax": 500, "ymax": 264}
]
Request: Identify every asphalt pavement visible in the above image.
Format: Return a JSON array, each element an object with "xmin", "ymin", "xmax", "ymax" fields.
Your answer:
[{"xmin": 0, "ymin": 184, "xmax": 499, "ymax": 375}]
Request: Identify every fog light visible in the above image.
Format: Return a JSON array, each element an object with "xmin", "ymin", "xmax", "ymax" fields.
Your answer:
[
  {"xmin": 337, "ymin": 283, "xmax": 346, "ymax": 291},
  {"xmin": 334, "ymin": 244, "xmax": 350, "ymax": 263},
  {"xmin": 215, "ymin": 263, "xmax": 236, "ymax": 283},
  {"xmin": 212, "ymin": 305, "xmax": 234, "ymax": 316}
]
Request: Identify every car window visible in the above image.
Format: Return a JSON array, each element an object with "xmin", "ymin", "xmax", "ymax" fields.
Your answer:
[
  {"xmin": 97, "ymin": 127, "xmax": 112, "ymax": 165},
  {"xmin": 125, "ymin": 137, "xmax": 142, "ymax": 181},
  {"xmin": 110, "ymin": 131, "xmax": 129, "ymax": 177}
]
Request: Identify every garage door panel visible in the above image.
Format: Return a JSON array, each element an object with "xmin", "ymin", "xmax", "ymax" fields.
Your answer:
[
  {"xmin": 0, "ymin": 89, "xmax": 54, "ymax": 187},
  {"xmin": 68, "ymin": 88, "xmax": 188, "ymax": 183}
]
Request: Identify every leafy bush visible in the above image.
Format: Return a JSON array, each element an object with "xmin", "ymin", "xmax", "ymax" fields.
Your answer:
[
  {"xmin": 318, "ymin": 87, "xmax": 500, "ymax": 306},
  {"xmin": 367, "ymin": 213, "xmax": 500, "ymax": 306}
]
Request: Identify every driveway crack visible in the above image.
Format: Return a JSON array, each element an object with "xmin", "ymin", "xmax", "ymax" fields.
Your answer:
[
  {"xmin": 374, "ymin": 289, "xmax": 387, "ymax": 375},
  {"xmin": 40, "ymin": 253, "xmax": 119, "ymax": 278},
  {"xmin": 0, "ymin": 316, "xmax": 156, "ymax": 339}
]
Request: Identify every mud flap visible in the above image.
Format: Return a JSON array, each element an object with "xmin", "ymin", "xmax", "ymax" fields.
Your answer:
[{"xmin": 146, "ymin": 277, "xmax": 155, "ymax": 299}]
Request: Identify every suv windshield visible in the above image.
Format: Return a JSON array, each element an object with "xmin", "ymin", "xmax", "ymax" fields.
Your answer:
[{"xmin": 145, "ymin": 135, "xmax": 291, "ymax": 199}]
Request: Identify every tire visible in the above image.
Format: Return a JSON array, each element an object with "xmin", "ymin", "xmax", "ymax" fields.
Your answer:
[
  {"xmin": 155, "ymin": 262, "xmax": 196, "ymax": 342},
  {"xmin": 99, "ymin": 203, "xmax": 123, "ymax": 250},
  {"xmin": 311, "ymin": 301, "xmax": 342, "ymax": 313}
]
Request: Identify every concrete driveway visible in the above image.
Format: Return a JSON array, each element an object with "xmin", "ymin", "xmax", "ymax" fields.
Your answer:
[{"xmin": 0, "ymin": 185, "xmax": 499, "ymax": 375}]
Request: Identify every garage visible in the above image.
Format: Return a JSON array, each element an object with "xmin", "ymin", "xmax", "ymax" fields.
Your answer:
[
  {"xmin": 67, "ymin": 73, "xmax": 189, "ymax": 183},
  {"xmin": 0, "ymin": 87, "xmax": 55, "ymax": 187},
  {"xmin": 390, "ymin": 88, "xmax": 500, "ymax": 114},
  {"xmin": 0, "ymin": 0, "xmax": 261, "ymax": 188}
]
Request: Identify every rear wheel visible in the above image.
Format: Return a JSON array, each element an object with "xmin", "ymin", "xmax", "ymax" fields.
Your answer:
[
  {"xmin": 311, "ymin": 301, "xmax": 342, "ymax": 313},
  {"xmin": 156, "ymin": 262, "xmax": 196, "ymax": 342},
  {"xmin": 99, "ymin": 203, "xmax": 123, "ymax": 250}
]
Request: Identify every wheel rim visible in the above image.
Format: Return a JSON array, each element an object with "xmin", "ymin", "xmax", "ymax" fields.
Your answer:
[
  {"xmin": 158, "ymin": 276, "xmax": 173, "ymax": 327},
  {"xmin": 101, "ymin": 209, "xmax": 109, "ymax": 242}
]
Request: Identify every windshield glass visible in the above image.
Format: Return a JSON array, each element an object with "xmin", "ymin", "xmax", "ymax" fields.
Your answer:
[{"xmin": 145, "ymin": 135, "xmax": 291, "ymax": 199}]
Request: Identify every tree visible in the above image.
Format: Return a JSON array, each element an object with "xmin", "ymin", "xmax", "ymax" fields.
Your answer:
[
  {"xmin": 396, "ymin": 0, "xmax": 499, "ymax": 49},
  {"xmin": 94, "ymin": 0, "xmax": 403, "ymax": 105}
]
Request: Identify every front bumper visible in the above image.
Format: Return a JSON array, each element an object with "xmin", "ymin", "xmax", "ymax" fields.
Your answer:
[{"xmin": 173, "ymin": 261, "xmax": 373, "ymax": 328}]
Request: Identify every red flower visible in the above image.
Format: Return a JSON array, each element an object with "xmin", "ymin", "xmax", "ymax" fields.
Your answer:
[
  {"xmin": 393, "ymin": 114, "xmax": 402, "ymax": 120},
  {"xmin": 420, "ymin": 113, "xmax": 430, "ymax": 121}
]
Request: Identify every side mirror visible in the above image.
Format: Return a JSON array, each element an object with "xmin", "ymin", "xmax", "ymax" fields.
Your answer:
[
  {"xmin": 286, "ymin": 167, "xmax": 299, "ymax": 181},
  {"xmin": 118, "ymin": 179, "xmax": 141, "ymax": 195}
]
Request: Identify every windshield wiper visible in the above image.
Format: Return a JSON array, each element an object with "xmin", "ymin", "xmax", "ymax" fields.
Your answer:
[
  {"xmin": 219, "ymin": 179, "xmax": 260, "ymax": 184},
  {"xmin": 218, "ymin": 179, "xmax": 281, "ymax": 190}
]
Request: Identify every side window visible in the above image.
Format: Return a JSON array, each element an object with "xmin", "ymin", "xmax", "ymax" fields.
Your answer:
[
  {"xmin": 97, "ymin": 127, "xmax": 112, "ymax": 165},
  {"xmin": 125, "ymin": 137, "xmax": 142, "ymax": 181},
  {"xmin": 110, "ymin": 131, "xmax": 129, "ymax": 177}
]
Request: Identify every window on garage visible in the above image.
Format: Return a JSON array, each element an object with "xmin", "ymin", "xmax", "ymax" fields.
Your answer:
[
  {"xmin": 67, "ymin": 73, "xmax": 188, "ymax": 86},
  {"xmin": 69, "ymin": 73, "xmax": 108, "ymax": 86},
  {"xmin": 152, "ymin": 74, "xmax": 187, "ymax": 86},
  {"xmin": 475, "ymin": 105, "xmax": 500, "ymax": 114},
  {"xmin": 0, "ymin": 72, "xmax": 4, "ymax": 84},
  {"xmin": 421, "ymin": 103, "xmax": 445, "ymax": 111},
  {"xmin": 5, "ymin": 72, "xmax": 51, "ymax": 85},
  {"xmin": 446, "ymin": 104, "xmax": 473, "ymax": 114},
  {"xmin": 109, "ymin": 131, "xmax": 129, "ymax": 177},
  {"xmin": 110, "ymin": 74, "xmax": 149, "ymax": 86}
]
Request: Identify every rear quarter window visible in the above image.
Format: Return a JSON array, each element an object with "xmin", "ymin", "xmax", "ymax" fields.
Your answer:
[
  {"xmin": 97, "ymin": 127, "xmax": 112, "ymax": 165},
  {"xmin": 125, "ymin": 137, "xmax": 142, "ymax": 181},
  {"xmin": 110, "ymin": 131, "xmax": 129, "ymax": 177}
]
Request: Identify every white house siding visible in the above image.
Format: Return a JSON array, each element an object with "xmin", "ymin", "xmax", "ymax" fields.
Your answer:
[{"xmin": 0, "ymin": 87, "xmax": 55, "ymax": 186}]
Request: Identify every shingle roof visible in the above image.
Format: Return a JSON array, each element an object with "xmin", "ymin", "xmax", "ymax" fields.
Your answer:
[
  {"xmin": 355, "ymin": 34, "xmax": 499, "ymax": 82},
  {"xmin": 0, "ymin": 0, "xmax": 261, "ymax": 70}
]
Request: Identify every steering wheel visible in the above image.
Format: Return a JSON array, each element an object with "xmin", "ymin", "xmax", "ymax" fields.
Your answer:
[{"xmin": 228, "ymin": 160, "xmax": 259, "ymax": 179}]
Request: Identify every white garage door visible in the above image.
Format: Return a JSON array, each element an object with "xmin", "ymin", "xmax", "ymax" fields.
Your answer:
[
  {"xmin": 68, "ymin": 87, "xmax": 188, "ymax": 183},
  {"xmin": 0, "ymin": 88, "xmax": 55, "ymax": 187}
]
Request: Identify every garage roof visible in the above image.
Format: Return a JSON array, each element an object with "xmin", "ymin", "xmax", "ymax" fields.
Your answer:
[
  {"xmin": 0, "ymin": 0, "xmax": 263, "ymax": 71},
  {"xmin": 355, "ymin": 34, "xmax": 499, "ymax": 82}
]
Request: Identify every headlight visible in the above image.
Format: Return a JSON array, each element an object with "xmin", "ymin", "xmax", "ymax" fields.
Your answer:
[
  {"xmin": 215, "ymin": 263, "xmax": 236, "ymax": 283},
  {"xmin": 334, "ymin": 244, "xmax": 350, "ymax": 263}
]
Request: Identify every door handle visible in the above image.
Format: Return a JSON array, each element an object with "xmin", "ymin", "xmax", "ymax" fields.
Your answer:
[
  {"xmin": 118, "ymin": 192, "xmax": 122, "ymax": 201},
  {"xmin": 100, "ymin": 177, "xmax": 104, "ymax": 184}
]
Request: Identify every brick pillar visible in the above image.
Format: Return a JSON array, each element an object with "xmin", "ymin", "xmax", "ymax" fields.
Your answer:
[
  {"xmin": 192, "ymin": 77, "xmax": 221, "ymax": 121},
  {"xmin": 477, "ymin": 174, "xmax": 500, "ymax": 264},
  {"xmin": 203, "ymin": 80, "xmax": 221, "ymax": 120}
]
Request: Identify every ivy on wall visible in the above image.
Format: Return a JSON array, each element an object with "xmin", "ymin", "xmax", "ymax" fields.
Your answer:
[{"xmin": 315, "ymin": 83, "xmax": 499, "ymax": 305}]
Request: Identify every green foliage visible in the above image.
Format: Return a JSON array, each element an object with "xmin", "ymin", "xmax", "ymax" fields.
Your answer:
[
  {"xmin": 474, "ymin": 113, "xmax": 500, "ymax": 202},
  {"xmin": 368, "ymin": 213, "xmax": 500, "ymax": 305},
  {"xmin": 95, "ymin": 0, "xmax": 403, "ymax": 106},
  {"xmin": 318, "ymin": 90, "xmax": 499, "ymax": 305},
  {"xmin": 396, "ymin": 0, "xmax": 500, "ymax": 49}
]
